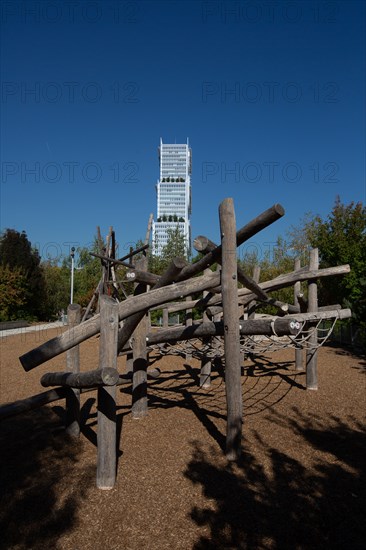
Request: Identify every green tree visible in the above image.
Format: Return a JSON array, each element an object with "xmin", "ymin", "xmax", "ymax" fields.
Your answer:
[
  {"xmin": 149, "ymin": 226, "xmax": 190, "ymax": 274},
  {"xmin": 0, "ymin": 229, "xmax": 46, "ymax": 319},
  {"xmin": 239, "ymin": 236, "xmax": 297, "ymax": 312},
  {"xmin": 289, "ymin": 197, "xmax": 366, "ymax": 345},
  {"xmin": 0, "ymin": 265, "xmax": 28, "ymax": 321},
  {"xmin": 72, "ymin": 245, "xmax": 103, "ymax": 307},
  {"xmin": 42, "ymin": 262, "xmax": 70, "ymax": 319}
]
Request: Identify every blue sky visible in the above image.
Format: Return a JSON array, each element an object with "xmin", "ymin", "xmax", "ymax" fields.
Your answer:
[{"xmin": 1, "ymin": 0, "xmax": 365, "ymax": 264}]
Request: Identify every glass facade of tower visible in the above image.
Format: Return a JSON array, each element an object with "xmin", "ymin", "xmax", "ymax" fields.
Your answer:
[{"xmin": 152, "ymin": 139, "xmax": 192, "ymax": 256}]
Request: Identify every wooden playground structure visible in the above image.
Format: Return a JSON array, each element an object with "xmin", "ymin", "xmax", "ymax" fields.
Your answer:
[{"xmin": 0, "ymin": 199, "xmax": 351, "ymax": 489}]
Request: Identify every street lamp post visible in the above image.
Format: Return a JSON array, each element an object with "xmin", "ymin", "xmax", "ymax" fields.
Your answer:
[{"xmin": 70, "ymin": 247, "xmax": 75, "ymax": 305}]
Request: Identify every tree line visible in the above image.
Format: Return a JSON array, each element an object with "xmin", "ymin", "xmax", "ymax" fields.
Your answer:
[{"xmin": 1, "ymin": 197, "xmax": 365, "ymax": 345}]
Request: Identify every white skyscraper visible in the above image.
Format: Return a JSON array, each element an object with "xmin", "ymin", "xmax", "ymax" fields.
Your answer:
[{"xmin": 152, "ymin": 138, "xmax": 192, "ymax": 256}]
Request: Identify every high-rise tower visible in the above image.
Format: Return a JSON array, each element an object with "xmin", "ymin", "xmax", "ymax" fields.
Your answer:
[{"xmin": 152, "ymin": 138, "xmax": 192, "ymax": 256}]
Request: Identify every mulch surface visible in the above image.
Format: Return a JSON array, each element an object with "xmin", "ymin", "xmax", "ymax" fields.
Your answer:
[{"xmin": 0, "ymin": 327, "xmax": 365, "ymax": 549}]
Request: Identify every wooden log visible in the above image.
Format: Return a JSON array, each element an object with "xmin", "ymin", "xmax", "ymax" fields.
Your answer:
[
  {"xmin": 89, "ymin": 252, "xmax": 134, "ymax": 269},
  {"xmin": 132, "ymin": 257, "xmax": 148, "ymax": 419},
  {"xmin": 146, "ymin": 318, "xmax": 301, "ymax": 345},
  {"xmin": 81, "ymin": 285, "xmax": 99, "ymax": 322},
  {"xmin": 19, "ymin": 268, "xmax": 220, "ymax": 371},
  {"xmin": 294, "ymin": 259, "xmax": 303, "ymax": 371},
  {"xmin": 306, "ymin": 249, "xmax": 319, "ymax": 390},
  {"xmin": 206, "ymin": 305, "xmax": 223, "ymax": 318},
  {"xmin": 194, "ymin": 203, "xmax": 284, "ymax": 253},
  {"xmin": 185, "ymin": 296, "xmax": 193, "ymax": 360},
  {"xmin": 247, "ymin": 265, "xmax": 260, "ymax": 318},
  {"xmin": 97, "ymin": 295, "xmax": 119, "ymax": 490},
  {"xmin": 149, "ymin": 264, "xmax": 350, "ymax": 316},
  {"xmin": 250, "ymin": 308, "xmax": 351, "ymax": 322},
  {"xmin": 0, "ymin": 387, "xmax": 70, "ymax": 421},
  {"xmin": 174, "ymin": 203, "xmax": 284, "ymax": 282},
  {"xmin": 144, "ymin": 213, "xmax": 154, "ymax": 246},
  {"xmin": 219, "ymin": 198, "xmax": 242, "ymax": 461},
  {"xmin": 237, "ymin": 264, "xmax": 350, "ymax": 304},
  {"xmin": 296, "ymin": 292, "xmax": 308, "ymax": 313},
  {"xmin": 200, "ymin": 269, "xmax": 212, "ymax": 388},
  {"xmin": 200, "ymin": 355, "xmax": 212, "ymax": 388},
  {"xmin": 117, "ymin": 368, "xmax": 161, "ymax": 384},
  {"xmin": 185, "ymin": 296, "xmax": 193, "ymax": 326},
  {"xmin": 318, "ymin": 303, "xmax": 342, "ymax": 312},
  {"xmin": 295, "ymin": 299, "xmax": 341, "ymax": 315},
  {"xmin": 163, "ymin": 308, "xmax": 169, "ymax": 328},
  {"xmin": 41, "ymin": 367, "xmax": 119, "ymax": 388},
  {"xmin": 125, "ymin": 351, "xmax": 133, "ymax": 374},
  {"xmin": 118, "ymin": 243, "xmax": 149, "ymax": 262},
  {"xmin": 125, "ymin": 269, "xmax": 159, "ymax": 286},
  {"xmin": 65, "ymin": 304, "xmax": 81, "ymax": 437}
]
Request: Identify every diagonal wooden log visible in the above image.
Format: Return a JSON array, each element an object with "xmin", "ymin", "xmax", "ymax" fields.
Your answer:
[
  {"xmin": 128, "ymin": 204, "xmax": 285, "ymax": 287},
  {"xmin": 0, "ymin": 387, "xmax": 70, "ymax": 421},
  {"xmin": 180, "ymin": 203, "xmax": 284, "ymax": 281},
  {"xmin": 194, "ymin": 235, "xmax": 269, "ymax": 301},
  {"xmin": 90, "ymin": 252, "xmax": 134, "ymax": 269},
  {"xmin": 148, "ymin": 264, "xmax": 350, "ymax": 316},
  {"xmin": 118, "ymin": 243, "xmax": 149, "ymax": 262},
  {"xmin": 19, "ymin": 268, "xmax": 220, "ymax": 372}
]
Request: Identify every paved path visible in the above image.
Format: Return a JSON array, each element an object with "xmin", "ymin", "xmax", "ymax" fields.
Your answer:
[{"xmin": 0, "ymin": 321, "xmax": 67, "ymax": 339}]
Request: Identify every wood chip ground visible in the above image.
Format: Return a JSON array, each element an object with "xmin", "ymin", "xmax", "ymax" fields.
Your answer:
[{"xmin": 0, "ymin": 327, "xmax": 365, "ymax": 549}]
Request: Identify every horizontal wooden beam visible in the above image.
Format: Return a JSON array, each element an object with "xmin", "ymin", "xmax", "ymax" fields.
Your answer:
[
  {"xmin": 146, "ymin": 318, "xmax": 301, "ymax": 345},
  {"xmin": 41, "ymin": 368, "xmax": 119, "ymax": 388}
]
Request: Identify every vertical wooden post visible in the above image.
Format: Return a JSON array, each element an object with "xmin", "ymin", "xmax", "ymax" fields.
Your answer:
[
  {"xmin": 163, "ymin": 308, "xmax": 169, "ymax": 328},
  {"xmin": 125, "ymin": 350, "xmax": 133, "ymax": 374},
  {"xmin": 132, "ymin": 257, "xmax": 148, "ymax": 419},
  {"xmin": 246, "ymin": 265, "xmax": 260, "ymax": 360},
  {"xmin": 185, "ymin": 296, "xmax": 193, "ymax": 326},
  {"xmin": 200, "ymin": 269, "xmax": 212, "ymax": 388},
  {"xmin": 219, "ymin": 198, "xmax": 242, "ymax": 461},
  {"xmin": 248, "ymin": 265, "xmax": 260, "ymax": 318},
  {"xmin": 306, "ymin": 248, "xmax": 319, "ymax": 390},
  {"xmin": 294, "ymin": 257, "xmax": 303, "ymax": 371},
  {"xmin": 66, "ymin": 303, "xmax": 81, "ymax": 437},
  {"xmin": 185, "ymin": 296, "xmax": 193, "ymax": 361},
  {"xmin": 132, "ymin": 312, "xmax": 148, "ymax": 418},
  {"xmin": 97, "ymin": 295, "xmax": 119, "ymax": 489}
]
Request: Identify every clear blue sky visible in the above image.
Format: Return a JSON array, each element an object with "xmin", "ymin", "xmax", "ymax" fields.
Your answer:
[{"xmin": 1, "ymin": 0, "xmax": 365, "ymax": 264}]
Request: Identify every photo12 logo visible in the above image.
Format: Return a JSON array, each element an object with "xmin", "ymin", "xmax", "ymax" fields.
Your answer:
[
  {"xmin": 1, "ymin": 161, "xmax": 140, "ymax": 184},
  {"xmin": 1, "ymin": 1, "xmax": 140, "ymax": 24},
  {"xmin": 201, "ymin": 1, "xmax": 340, "ymax": 24},
  {"xmin": 201, "ymin": 161, "xmax": 340, "ymax": 184},
  {"xmin": 201, "ymin": 81, "xmax": 340, "ymax": 104},
  {"xmin": 1, "ymin": 81, "xmax": 140, "ymax": 104}
]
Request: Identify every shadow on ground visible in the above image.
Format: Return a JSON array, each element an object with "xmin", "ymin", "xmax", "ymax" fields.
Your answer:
[
  {"xmin": 0, "ymin": 406, "xmax": 94, "ymax": 550},
  {"xmin": 185, "ymin": 410, "xmax": 366, "ymax": 549}
]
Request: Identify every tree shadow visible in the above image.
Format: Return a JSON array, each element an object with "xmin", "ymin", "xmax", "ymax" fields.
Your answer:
[
  {"xmin": 0, "ymin": 407, "xmax": 94, "ymax": 550},
  {"xmin": 184, "ymin": 411, "xmax": 366, "ymax": 549}
]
